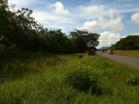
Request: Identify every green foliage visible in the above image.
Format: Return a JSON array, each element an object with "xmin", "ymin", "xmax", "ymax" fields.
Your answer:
[
  {"xmin": 0, "ymin": 1, "xmax": 100, "ymax": 53},
  {"xmin": 127, "ymin": 74, "xmax": 139, "ymax": 86},
  {"xmin": 0, "ymin": 51, "xmax": 63, "ymax": 82},
  {"xmin": 66, "ymin": 70, "xmax": 93, "ymax": 92},
  {"xmin": 70, "ymin": 30, "xmax": 99, "ymax": 52},
  {"xmin": 113, "ymin": 35, "xmax": 139, "ymax": 50},
  {"xmin": 65, "ymin": 70, "xmax": 103, "ymax": 95},
  {"xmin": 42, "ymin": 29, "xmax": 72, "ymax": 53},
  {"xmin": 0, "ymin": 54, "xmax": 139, "ymax": 104},
  {"xmin": 0, "ymin": 2, "xmax": 42, "ymax": 50}
]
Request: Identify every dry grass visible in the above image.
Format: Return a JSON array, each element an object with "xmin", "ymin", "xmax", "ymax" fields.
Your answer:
[{"xmin": 114, "ymin": 50, "xmax": 139, "ymax": 58}]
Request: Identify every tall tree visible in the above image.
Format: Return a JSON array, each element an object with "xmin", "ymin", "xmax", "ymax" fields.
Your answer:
[
  {"xmin": 70, "ymin": 30, "xmax": 99, "ymax": 52},
  {"xmin": 0, "ymin": 1, "xmax": 42, "ymax": 50}
]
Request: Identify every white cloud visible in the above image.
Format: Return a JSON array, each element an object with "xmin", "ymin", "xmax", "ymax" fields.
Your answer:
[
  {"xmin": 77, "ymin": 5, "xmax": 124, "ymax": 32},
  {"xmin": 8, "ymin": 1, "xmax": 125, "ymax": 33},
  {"xmin": 31, "ymin": 2, "xmax": 73, "ymax": 31},
  {"xmin": 53, "ymin": 2, "xmax": 70, "ymax": 16},
  {"xmin": 132, "ymin": 12, "xmax": 139, "ymax": 25},
  {"xmin": 8, "ymin": 0, "xmax": 37, "ymax": 9},
  {"xmin": 78, "ymin": 17, "xmax": 124, "ymax": 32},
  {"xmin": 98, "ymin": 31, "xmax": 124, "ymax": 48},
  {"xmin": 131, "ymin": 33, "xmax": 139, "ymax": 35},
  {"xmin": 32, "ymin": 11, "xmax": 72, "ymax": 31},
  {"xmin": 80, "ymin": 5, "xmax": 119, "ymax": 19},
  {"xmin": 98, "ymin": 32, "xmax": 139, "ymax": 48},
  {"xmin": 78, "ymin": 20, "xmax": 98, "ymax": 30},
  {"xmin": 32, "ymin": 11, "xmax": 58, "ymax": 24}
]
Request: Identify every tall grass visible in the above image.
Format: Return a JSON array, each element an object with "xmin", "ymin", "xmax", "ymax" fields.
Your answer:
[
  {"xmin": 0, "ymin": 52, "xmax": 139, "ymax": 104},
  {"xmin": 0, "ymin": 51, "xmax": 62, "ymax": 82}
]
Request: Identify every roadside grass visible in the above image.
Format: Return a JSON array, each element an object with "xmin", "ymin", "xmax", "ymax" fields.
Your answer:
[
  {"xmin": 0, "ymin": 52, "xmax": 139, "ymax": 104},
  {"xmin": 0, "ymin": 51, "xmax": 63, "ymax": 82},
  {"xmin": 114, "ymin": 50, "xmax": 139, "ymax": 58}
]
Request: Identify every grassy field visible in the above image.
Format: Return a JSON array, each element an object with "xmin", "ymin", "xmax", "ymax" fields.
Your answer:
[
  {"xmin": 0, "ymin": 52, "xmax": 139, "ymax": 104},
  {"xmin": 114, "ymin": 50, "xmax": 139, "ymax": 58}
]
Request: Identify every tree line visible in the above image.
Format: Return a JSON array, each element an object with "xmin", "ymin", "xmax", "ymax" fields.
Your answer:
[
  {"xmin": 111, "ymin": 35, "xmax": 139, "ymax": 50},
  {"xmin": 0, "ymin": 0, "xmax": 100, "ymax": 53}
]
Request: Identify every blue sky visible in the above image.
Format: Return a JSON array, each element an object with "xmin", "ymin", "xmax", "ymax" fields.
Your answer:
[{"xmin": 8, "ymin": 0, "xmax": 139, "ymax": 48}]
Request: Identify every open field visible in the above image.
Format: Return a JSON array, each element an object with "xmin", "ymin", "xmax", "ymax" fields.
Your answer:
[
  {"xmin": 0, "ymin": 52, "xmax": 139, "ymax": 104},
  {"xmin": 114, "ymin": 50, "xmax": 139, "ymax": 58}
]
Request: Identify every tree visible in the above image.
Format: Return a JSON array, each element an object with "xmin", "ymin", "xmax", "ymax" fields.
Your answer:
[
  {"xmin": 39, "ymin": 29, "xmax": 71, "ymax": 53},
  {"xmin": 0, "ymin": 0, "xmax": 100, "ymax": 53},
  {"xmin": 113, "ymin": 35, "xmax": 139, "ymax": 50},
  {"xmin": 0, "ymin": 1, "xmax": 42, "ymax": 50},
  {"xmin": 69, "ymin": 30, "xmax": 99, "ymax": 52}
]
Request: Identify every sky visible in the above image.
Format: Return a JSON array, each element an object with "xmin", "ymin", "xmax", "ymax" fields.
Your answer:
[{"xmin": 8, "ymin": 0, "xmax": 139, "ymax": 48}]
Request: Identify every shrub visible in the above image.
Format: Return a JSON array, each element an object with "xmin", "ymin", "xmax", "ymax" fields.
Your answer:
[
  {"xmin": 127, "ymin": 74, "xmax": 139, "ymax": 86},
  {"xmin": 65, "ymin": 70, "xmax": 102, "ymax": 95},
  {"xmin": 65, "ymin": 70, "xmax": 92, "ymax": 92}
]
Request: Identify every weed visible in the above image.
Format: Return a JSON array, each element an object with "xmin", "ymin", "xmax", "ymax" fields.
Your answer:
[
  {"xmin": 127, "ymin": 74, "xmax": 139, "ymax": 86},
  {"xmin": 65, "ymin": 70, "xmax": 104, "ymax": 95}
]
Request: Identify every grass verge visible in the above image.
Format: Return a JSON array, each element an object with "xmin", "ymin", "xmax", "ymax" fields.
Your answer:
[{"xmin": 0, "ymin": 53, "xmax": 139, "ymax": 104}]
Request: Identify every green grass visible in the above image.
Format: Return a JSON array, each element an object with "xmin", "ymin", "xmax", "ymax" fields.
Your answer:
[
  {"xmin": 114, "ymin": 50, "xmax": 139, "ymax": 58},
  {"xmin": 0, "ymin": 52, "xmax": 139, "ymax": 104}
]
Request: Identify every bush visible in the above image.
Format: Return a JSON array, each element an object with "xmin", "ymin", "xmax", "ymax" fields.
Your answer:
[
  {"xmin": 65, "ymin": 70, "xmax": 102, "ymax": 95},
  {"xmin": 65, "ymin": 70, "xmax": 92, "ymax": 92},
  {"xmin": 127, "ymin": 74, "xmax": 139, "ymax": 86}
]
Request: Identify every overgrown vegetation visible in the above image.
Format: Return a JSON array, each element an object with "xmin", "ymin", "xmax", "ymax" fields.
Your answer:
[
  {"xmin": 65, "ymin": 69, "xmax": 103, "ymax": 95},
  {"xmin": 127, "ymin": 74, "xmax": 139, "ymax": 86},
  {"xmin": 1, "ymin": 0, "xmax": 139, "ymax": 104},
  {"xmin": 0, "ymin": 51, "xmax": 62, "ymax": 82},
  {"xmin": 66, "ymin": 70, "xmax": 95, "ymax": 91},
  {"xmin": 0, "ymin": 54, "xmax": 139, "ymax": 104}
]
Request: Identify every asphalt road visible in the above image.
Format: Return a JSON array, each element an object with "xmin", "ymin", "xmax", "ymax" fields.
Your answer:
[{"xmin": 97, "ymin": 52, "xmax": 139, "ymax": 70}]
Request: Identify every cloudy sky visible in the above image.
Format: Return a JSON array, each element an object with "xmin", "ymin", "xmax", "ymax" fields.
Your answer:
[{"xmin": 8, "ymin": 0, "xmax": 139, "ymax": 48}]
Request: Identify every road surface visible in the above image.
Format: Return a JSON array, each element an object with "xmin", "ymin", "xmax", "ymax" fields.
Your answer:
[{"xmin": 97, "ymin": 52, "xmax": 139, "ymax": 70}]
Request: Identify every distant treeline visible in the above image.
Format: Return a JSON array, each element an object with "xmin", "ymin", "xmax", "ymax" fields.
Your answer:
[
  {"xmin": 111, "ymin": 35, "xmax": 139, "ymax": 50},
  {"xmin": 0, "ymin": 0, "xmax": 99, "ymax": 53}
]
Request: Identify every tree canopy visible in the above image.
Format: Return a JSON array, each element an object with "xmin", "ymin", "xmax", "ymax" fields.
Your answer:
[
  {"xmin": 0, "ymin": 0, "xmax": 100, "ymax": 53},
  {"xmin": 111, "ymin": 35, "xmax": 139, "ymax": 50}
]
